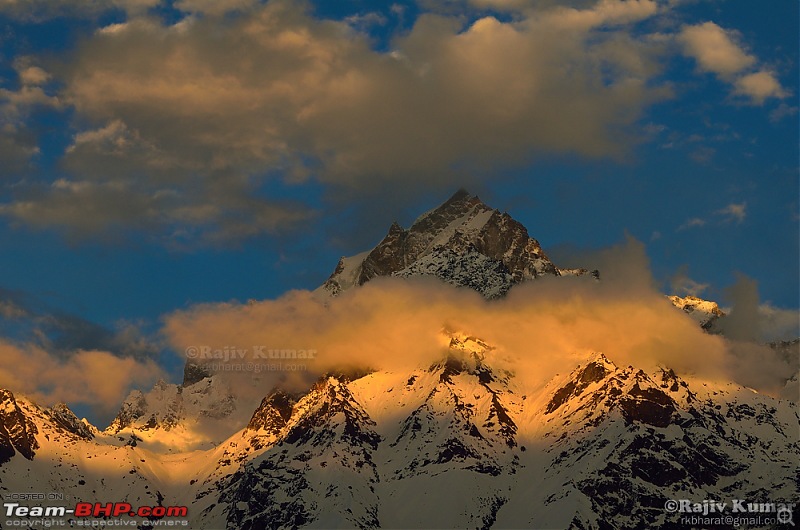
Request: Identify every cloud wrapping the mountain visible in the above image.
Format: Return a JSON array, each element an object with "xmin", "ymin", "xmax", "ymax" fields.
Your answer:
[
  {"xmin": 163, "ymin": 239, "xmax": 795, "ymax": 405},
  {"xmin": 0, "ymin": 287, "xmax": 167, "ymax": 417},
  {"xmin": 718, "ymin": 273, "xmax": 800, "ymax": 344}
]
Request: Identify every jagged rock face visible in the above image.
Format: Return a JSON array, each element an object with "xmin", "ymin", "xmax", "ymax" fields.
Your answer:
[
  {"xmin": 321, "ymin": 189, "xmax": 563, "ymax": 298},
  {"xmin": 245, "ymin": 390, "xmax": 297, "ymax": 450},
  {"xmin": 395, "ymin": 247, "xmax": 516, "ymax": 297},
  {"xmin": 0, "ymin": 389, "xmax": 38, "ymax": 463},
  {"xmin": 46, "ymin": 403, "xmax": 94, "ymax": 440},
  {"xmin": 183, "ymin": 360, "xmax": 212, "ymax": 386},
  {"xmin": 106, "ymin": 389, "xmax": 148, "ymax": 433},
  {"xmin": 210, "ymin": 378, "xmax": 382, "ymax": 530},
  {"xmin": 247, "ymin": 390, "xmax": 294, "ymax": 433},
  {"xmin": 521, "ymin": 356, "xmax": 798, "ymax": 529}
]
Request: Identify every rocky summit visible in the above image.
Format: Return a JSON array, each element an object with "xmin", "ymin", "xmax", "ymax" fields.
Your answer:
[{"xmin": 319, "ymin": 189, "xmax": 595, "ymax": 299}]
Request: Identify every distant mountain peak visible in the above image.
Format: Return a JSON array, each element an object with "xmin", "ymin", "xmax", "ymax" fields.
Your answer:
[
  {"xmin": 668, "ymin": 294, "xmax": 725, "ymax": 330},
  {"xmin": 318, "ymin": 189, "xmax": 594, "ymax": 298}
]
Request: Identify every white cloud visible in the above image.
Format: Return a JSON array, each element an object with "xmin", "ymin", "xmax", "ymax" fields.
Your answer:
[
  {"xmin": 0, "ymin": 62, "xmax": 61, "ymax": 177},
  {"xmin": 174, "ymin": 0, "xmax": 258, "ymax": 16},
  {"xmin": 545, "ymin": 0, "xmax": 659, "ymax": 30},
  {"xmin": 757, "ymin": 304, "xmax": 800, "ymax": 343},
  {"xmin": 677, "ymin": 202, "xmax": 747, "ymax": 232},
  {"xmin": 17, "ymin": 66, "xmax": 50, "ymax": 86},
  {"xmin": 717, "ymin": 274, "xmax": 800, "ymax": 344},
  {"xmin": 769, "ymin": 103, "xmax": 799, "ymax": 123},
  {"xmin": 670, "ymin": 266, "xmax": 709, "ymax": 297},
  {"xmin": 344, "ymin": 12, "xmax": 388, "ymax": 30},
  {"xmin": 0, "ymin": 300, "xmax": 28, "ymax": 319}
]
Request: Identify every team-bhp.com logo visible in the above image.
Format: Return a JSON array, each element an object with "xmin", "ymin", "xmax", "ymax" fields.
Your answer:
[
  {"xmin": 5, "ymin": 502, "xmax": 188, "ymax": 526},
  {"xmin": 74, "ymin": 503, "xmax": 187, "ymax": 518}
]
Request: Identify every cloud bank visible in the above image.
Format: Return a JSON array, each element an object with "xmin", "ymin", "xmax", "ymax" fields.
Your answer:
[
  {"xmin": 0, "ymin": 288, "xmax": 167, "ymax": 419},
  {"xmin": 162, "ymin": 240, "xmax": 796, "ymax": 406},
  {"xmin": 0, "ymin": 0, "xmax": 787, "ymax": 244},
  {"xmin": 0, "ymin": 340, "xmax": 164, "ymax": 416}
]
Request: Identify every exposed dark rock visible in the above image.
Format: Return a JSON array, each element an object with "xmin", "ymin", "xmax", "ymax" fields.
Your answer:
[
  {"xmin": 620, "ymin": 384, "xmax": 676, "ymax": 428},
  {"xmin": 0, "ymin": 389, "xmax": 39, "ymax": 463},
  {"xmin": 183, "ymin": 361, "xmax": 212, "ymax": 386},
  {"xmin": 322, "ymin": 189, "xmax": 567, "ymax": 299},
  {"xmin": 47, "ymin": 403, "xmax": 94, "ymax": 440}
]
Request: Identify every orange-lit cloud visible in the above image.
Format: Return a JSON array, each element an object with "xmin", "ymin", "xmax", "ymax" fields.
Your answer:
[
  {"xmin": 0, "ymin": 340, "xmax": 164, "ymax": 415},
  {"xmin": 162, "ymin": 239, "xmax": 796, "ymax": 403}
]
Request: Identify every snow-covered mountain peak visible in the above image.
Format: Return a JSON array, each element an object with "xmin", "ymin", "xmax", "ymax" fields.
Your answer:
[
  {"xmin": 668, "ymin": 294, "xmax": 726, "ymax": 330},
  {"xmin": 446, "ymin": 332, "xmax": 494, "ymax": 358},
  {"xmin": 104, "ymin": 371, "xmax": 239, "ymax": 452},
  {"xmin": 318, "ymin": 189, "xmax": 572, "ymax": 298}
]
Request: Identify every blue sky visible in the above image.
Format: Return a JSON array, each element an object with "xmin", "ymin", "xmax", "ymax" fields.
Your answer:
[{"xmin": 0, "ymin": 0, "xmax": 797, "ymax": 418}]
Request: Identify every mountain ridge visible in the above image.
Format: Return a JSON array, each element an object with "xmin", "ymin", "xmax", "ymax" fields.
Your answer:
[{"xmin": 0, "ymin": 333, "xmax": 796, "ymax": 528}]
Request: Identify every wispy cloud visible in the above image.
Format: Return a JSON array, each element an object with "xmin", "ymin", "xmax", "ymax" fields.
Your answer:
[
  {"xmin": 715, "ymin": 202, "xmax": 747, "ymax": 224},
  {"xmin": 769, "ymin": 103, "xmax": 799, "ymax": 123},
  {"xmin": 670, "ymin": 265, "xmax": 709, "ymax": 296},
  {"xmin": 678, "ymin": 22, "xmax": 755, "ymax": 78},
  {"xmin": 678, "ymin": 217, "xmax": 706, "ymax": 231},
  {"xmin": 0, "ymin": 60, "xmax": 61, "ymax": 178},
  {"xmin": 678, "ymin": 201, "xmax": 746, "ymax": 231}
]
